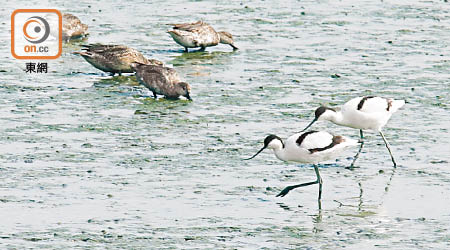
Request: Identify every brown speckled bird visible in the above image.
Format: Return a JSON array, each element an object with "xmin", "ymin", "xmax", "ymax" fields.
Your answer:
[
  {"xmin": 62, "ymin": 13, "xmax": 88, "ymax": 41},
  {"xmin": 167, "ymin": 20, "xmax": 238, "ymax": 52},
  {"xmin": 74, "ymin": 44, "xmax": 163, "ymax": 76},
  {"xmin": 131, "ymin": 62, "xmax": 192, "ymax": 101}
]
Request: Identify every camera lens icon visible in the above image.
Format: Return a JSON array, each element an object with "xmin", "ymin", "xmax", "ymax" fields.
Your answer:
[{"xmin": 23, "ymin": 16, "xmax": 50, "ymax": 44}]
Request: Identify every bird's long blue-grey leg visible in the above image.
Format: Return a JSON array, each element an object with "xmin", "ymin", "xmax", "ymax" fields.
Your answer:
[
  {"xmin": 348, "ymin": 129, "xmax": 364, "ymax": 169},
  {"xmin": 379, "ymin": 131, "xmax": 397, "ymax": 167},
  {"xmin": 276, "ymin": 165, "xmax": 322, "ymax": 198},
  {"xmin": 315, "ymin": 164, "xmax": 323, "ymax": 210}
]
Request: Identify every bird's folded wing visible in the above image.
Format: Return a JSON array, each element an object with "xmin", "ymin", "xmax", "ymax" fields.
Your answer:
[
  {"xmin": 169, "ymin": 20, "xmax": 204, "ymax": 31},
  {"xmin": 298, "ymin": 131, "xmax": 334, "ymax": 151},
  {"xmin": 357, "ymin": 97, "xmax": 391, "ymax": 113},
  {"xmin": 82, "ymin": 44, "xmax": 126, "ymax": 53},
  {"xmin": 140, "ymin": 70, "xmax": 169, "ymax": 87}
]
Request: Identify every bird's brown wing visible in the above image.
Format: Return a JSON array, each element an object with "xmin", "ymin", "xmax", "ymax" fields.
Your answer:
[
  {"xmin": 82, "ymin": 44, "xmax": 128, "ymax": 53},
  {"xmin": 62, "ymin": 13, "xmax": 88, "ymax": 37},
  {"xmin": 169, "ymin": 20, "xmax": 204, "ymax": 31},
  {"xmin": 136, "ymin": 66, "xmax": 169, "ymax": 93}
]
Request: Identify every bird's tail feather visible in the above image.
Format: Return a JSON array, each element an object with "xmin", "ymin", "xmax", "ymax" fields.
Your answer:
[{"xmin": 390, "ymin": 100, "xmax": 405, "ymax": 113}]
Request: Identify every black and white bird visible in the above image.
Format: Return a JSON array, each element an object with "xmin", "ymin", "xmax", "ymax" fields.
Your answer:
[
  {"xmin": 245, "ymin": 131, "xmax": 359, "ymax": 207},
  {"xmin": 302, "ymin": 96, "xmax": 405, "ymax": 168}
]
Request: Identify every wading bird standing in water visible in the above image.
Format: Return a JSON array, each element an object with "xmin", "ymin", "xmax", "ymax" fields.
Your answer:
[
  {"xmin": 62, "ymin": 13, "xmax": 88, "ymax": 41},
  {"xmin": 131, "ymin": 62, "xmax": 192, "ymax": 101},
  {"xmin": 167, "ymin": 20, "xmax": 238, "ymax": 52},
  {"xmin": 245, "ymin": 131, "xmax": 359, "ymax": 208},
  {"xmin": 302, "ymin": 96, "xmax": 405, "ymax": 168}
]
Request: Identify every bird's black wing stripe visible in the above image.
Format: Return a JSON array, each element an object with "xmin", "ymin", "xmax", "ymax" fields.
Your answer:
[
  {"xmin": 296, "ymin": 131, "xmax": 318, "ymax": 146},
  {"xmin": 309, "ymin": 135, "xmax": 344, "ymax": 153},
  {"xmin": 386, "ymin": 99, "xmax": 392, "ymax": 111},
  {"xmin": 357, "ymin": 96, "xmax": 376, "ymax": 110}
]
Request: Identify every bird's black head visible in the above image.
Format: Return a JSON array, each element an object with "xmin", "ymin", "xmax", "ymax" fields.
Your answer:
[
  {"xmin": 315, "ymin": 106, "xmax": 329, "ymax": 119},
  {"xmin": 244, "ymin": 134, "xmax": 283, "ymax": 160},
  {"xmin": 300, "ymin": 106, "xmax": 335, "ymax": 132},
  {"xmin": 264, "ymin": 134, "xmax": 283, "ymax": 148}
]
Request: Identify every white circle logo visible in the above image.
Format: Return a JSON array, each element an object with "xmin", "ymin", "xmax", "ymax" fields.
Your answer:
[{"xmin": 23, "ymin": 16, "xmax": 50, "ymax": 44}]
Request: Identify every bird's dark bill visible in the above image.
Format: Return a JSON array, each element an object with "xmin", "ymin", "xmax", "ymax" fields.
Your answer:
[
  {"xmin": 302, "ymin": 118, "xmax": 318, "ymax": 132},
  {"xmin": 244, "ymin": 146, "xmax": 266, "ymax": 160}
]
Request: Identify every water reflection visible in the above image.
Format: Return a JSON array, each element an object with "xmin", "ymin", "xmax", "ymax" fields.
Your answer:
[
  {"xmin": 380, "ymin": 168, "xmax": 397, "ymax": 204},
  {"xmin": 334, "ymin": 167, "xmax": 397, "ymax": 211},
  {"xmin": 358, "ymin": 182, "xmax": 363, "ymax": 210},
  {"xmin": 169, "ymin": 50, "xmax": 237, "ymax": 67},
  {"xmin": 277, "ymin": 202, "xmax": 292, "ymax": 211},
  {"xmin": 312, "ymin": 210, "xmax": 323, "ymax": 233},
  {"xmin": 64, "ymin": 37, "xmax": 88, "ymax": 45}
]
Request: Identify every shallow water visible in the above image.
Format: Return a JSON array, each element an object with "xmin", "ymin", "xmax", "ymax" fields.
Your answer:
[{"xmin": 1, "ymin": 0, "xmax": 450, "ymax": 249}]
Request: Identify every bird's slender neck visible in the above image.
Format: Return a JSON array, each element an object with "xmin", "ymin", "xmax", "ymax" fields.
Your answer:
[
  {"xmin": 272, "ymin": 146, "xmax": 289, "ymax": 162},
  {"xmin": 327, "ymin": 110, "xmax": 346, "ymax": 126}
]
